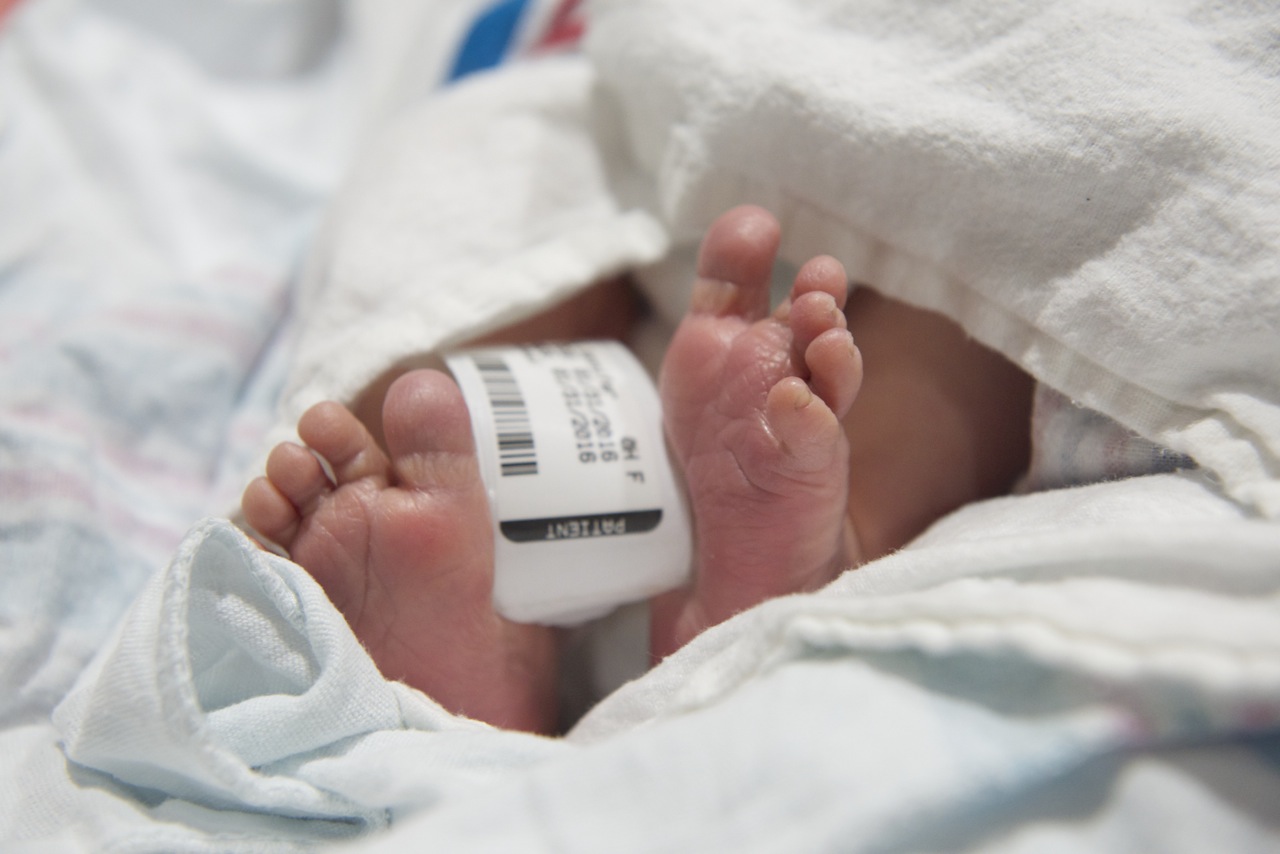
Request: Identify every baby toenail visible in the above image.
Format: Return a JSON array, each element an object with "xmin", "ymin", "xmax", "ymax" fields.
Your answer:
[
  {"xmin": 692, "ymin": 277, "xmax": 738, "ymax": 314},
  {"xmin": 794, "ymin": 384, "xmax": 814, "ymax": 409}
]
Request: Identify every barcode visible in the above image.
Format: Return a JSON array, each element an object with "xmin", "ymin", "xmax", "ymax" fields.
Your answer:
[{"xmin": 473, "ymin": 354, "xmax": 538, "ymax": 477}]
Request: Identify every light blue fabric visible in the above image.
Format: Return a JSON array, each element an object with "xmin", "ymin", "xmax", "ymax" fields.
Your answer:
[
  {"xmin": 51, "ymin": 519, "xmax": 562, "ymax": 841},
  {"xmin": 0, "ymin": 0, "xmax": 342, "ymax": 728}
]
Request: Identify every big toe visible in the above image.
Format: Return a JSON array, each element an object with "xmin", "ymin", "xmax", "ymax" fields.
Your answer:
[
  {"xmin": 691, "ymin": 205, "xmax": 781, "ymax": 320},
  {"xmin": 383, "ymin": 369, "xmax": 482, "ymax": 491}
]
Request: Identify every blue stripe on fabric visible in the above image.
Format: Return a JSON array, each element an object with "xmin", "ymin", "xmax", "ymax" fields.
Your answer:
[{"xmin": 446, "ymin": 0, "xmax": 531, "ymax": 82}]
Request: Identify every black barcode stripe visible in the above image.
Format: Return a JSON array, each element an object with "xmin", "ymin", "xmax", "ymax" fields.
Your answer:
[{"xmin": 473, "ymin": 355, "xmax": 538, "ymax": 477}]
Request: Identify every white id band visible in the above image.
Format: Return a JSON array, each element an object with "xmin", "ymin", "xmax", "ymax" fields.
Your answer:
[{"xmin": 445, "ymin": 341, "xmax": 692, "ymax": 625}]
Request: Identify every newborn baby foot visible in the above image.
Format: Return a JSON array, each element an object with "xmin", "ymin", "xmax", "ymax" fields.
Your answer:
[
  {"xmin": 241, "ymin": 371, "xmax": 557, "ymax": 732},
  {"xmin": 652, "ymin": 206, "xmax": 863, "ymax": 658}
]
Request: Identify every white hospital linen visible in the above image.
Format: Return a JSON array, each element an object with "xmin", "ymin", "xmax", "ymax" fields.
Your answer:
[
  {"xmin": 6, "ymin": 0, "xmax": 1280, "ymax": 851},
  {"xmin": 43, "ymin": 474, "xmax": 1280, "ymax": 852},
  {"xmin": 0, "ymin": 0, "xmax": 353, "ymax": 731},
  {"xmin": 266, "ymin": 56, "xmax": 669, "ymax": 455},
  {"xmin": 51, "ymin": 520, "xmax": 561, "ymax": 833},
  {"xmin": 272, "ymin": 0, "xmax": 1280, "ymax": 520},
  {"xmin": 586, "ymin": 0, "xmax": 1280, "ymax": 518}
]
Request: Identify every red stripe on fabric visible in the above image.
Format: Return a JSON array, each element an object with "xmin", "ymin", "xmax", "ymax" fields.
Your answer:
[
  {"xmin": 532, "ymin": 0, "xmax": 584, "ymax": 52},
  {"xmin": 0, "ymin": 0, "xmax": 24, "ymax": 27}
]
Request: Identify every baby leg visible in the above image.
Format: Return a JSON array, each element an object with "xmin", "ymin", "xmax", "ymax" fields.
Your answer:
[{"xmin": 840, "ymin": 287, "xmax": 1034, "ymax": 559}]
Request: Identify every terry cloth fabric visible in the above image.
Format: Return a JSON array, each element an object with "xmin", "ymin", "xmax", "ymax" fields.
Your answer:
[
  {"xmin": 587, "ymin": 0, "xmax": 1280, "ymax": 518},
  {"xmin": 263, "ymin": 54, "xmax": 669, "ymax": 462}
]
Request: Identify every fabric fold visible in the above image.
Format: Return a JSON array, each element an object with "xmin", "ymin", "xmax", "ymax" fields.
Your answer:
[
  {"xmin": 54, "ymin": 519, "xmax": 419, "ymax": 823},
  {"xmin": 587, "ymin": 0, "xmax": 1280, "ymax": 517}
]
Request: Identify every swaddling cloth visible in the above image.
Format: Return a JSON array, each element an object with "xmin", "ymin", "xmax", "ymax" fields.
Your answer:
[{"xmin": 445, "ymin": 341, "xmax": 692, "ymax": 625}]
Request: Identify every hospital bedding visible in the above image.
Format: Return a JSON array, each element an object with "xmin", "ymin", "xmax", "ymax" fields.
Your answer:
[{"xmin": 4, "ymin": 0, "xmax": 1280, "ymax": 851}]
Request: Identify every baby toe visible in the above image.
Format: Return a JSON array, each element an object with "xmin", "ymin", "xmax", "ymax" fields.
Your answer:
[
  {"xmin": 791, "ymin": 255, "xmax": 849, "ymax": 308},
  {"xmin": 382, "ymin": 369, "xmax": 482, "ymax": 492},
  {"xmin": 265, "ymin": 441, "xmax": 333, "ymax": 515},
  {"xmin": 298, "ymin": 401, "xmax": 389, "ymax": 487},
  {"xmin": 765, "ymin": 376, "xmax": 845, "ymax": 474},
  {"xmin": 241, "ymin": 476, "xmax": 302, "ymax": 549},
  {"xmin": 690, "ymin": 205, "xmax": 781, "ymax": 320},
  {"xmin": 788, "ymin": 290, "xmax": 847, "ymax": 367},
  {"xmin": 805, "ymin": 328, "xmax": 862, "ymax": 419}
]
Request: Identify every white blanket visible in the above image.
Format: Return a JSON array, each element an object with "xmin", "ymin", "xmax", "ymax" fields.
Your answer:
[
  {"xmin": 5, "ymin": 0, "xmax": 1280, "ymax": 851},
  {"xmin": 271, "ymin": 0, "xmax": 1280, "ymax": 517},
  {"xmin": 588, "ymin": 0, "xmax": 1280, "ymax": 519},
  {"xmin": 40, "ymin": 476, "xmax": 1280, "ymax": 851}
]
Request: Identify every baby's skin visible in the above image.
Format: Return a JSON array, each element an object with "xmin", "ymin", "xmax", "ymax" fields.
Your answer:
[{"xmin": 242, "ymin": 206, "xmax": 862, "ymax": 732}]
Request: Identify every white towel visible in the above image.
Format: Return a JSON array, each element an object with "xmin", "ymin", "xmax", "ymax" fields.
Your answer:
[
  {"xmin": 272, "ymin": 0, "xmax": 1280, "ymax": 520},
  {"xmin": 266, "ymin": 56, "xmax": 669, "ymax": 455},
  {"xmin": 589, "ymin": 0, "xmax": 1280, "ymax": 518}
]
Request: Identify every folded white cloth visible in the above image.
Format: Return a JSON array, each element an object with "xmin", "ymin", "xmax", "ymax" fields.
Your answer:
[
  {"xmin": 48, "ymin": 519, "xmax": 563, "ymax": 846},
  {"xmin": 267, "ymin": 56, "xmax": 669, "ymax": 456},
  {"xmin": 589, "ymin": 0, "xmax": 1280, "ymax": 518},
  {"xmin": 43, "ymin": 475, "xmax": 1280, "ymax": 852},
  {"xmin": 271, "ymin": 0, "xmax": 1280, "ymax": 520}
]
